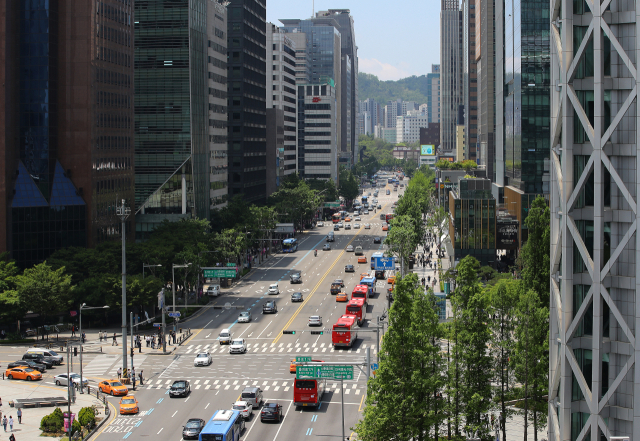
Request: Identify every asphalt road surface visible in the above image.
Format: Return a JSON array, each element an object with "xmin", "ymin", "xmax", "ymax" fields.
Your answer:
[{"xmin": 0, "ymin": 182, "xmax": 404, "ymax": 441}]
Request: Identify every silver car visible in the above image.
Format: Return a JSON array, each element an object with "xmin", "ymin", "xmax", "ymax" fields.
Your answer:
[
  {"xmin": 54, "ymin": 373, "xmax": 88, "ymax": 387},
  {"xmin": 229, "ymin": 338, "xmax": 248, "ymax": 354},
  {"xmin": 238, "ymin": 311, "xmax": 252, "ymax": 323},
  {"xmin": 232, "ymin": 401, "xmax": 253, "ymax": 420},
  {"xmin": 308, "ymin": 315, "xmax": 323, "ymax": 326},
  {"xmin": 346, "ymin": 245, "xmax": 354, "ymax": 252}
]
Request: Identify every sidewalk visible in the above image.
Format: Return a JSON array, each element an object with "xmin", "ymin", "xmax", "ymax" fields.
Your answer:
[{"xmin": 0, "ymin": 379, "xmax": 111, "ymax": 441}]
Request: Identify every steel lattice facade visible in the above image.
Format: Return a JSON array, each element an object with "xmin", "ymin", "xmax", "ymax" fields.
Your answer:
[{"xmin": 550, "ymin": 0, "xmax": 640, "ymax": 439}]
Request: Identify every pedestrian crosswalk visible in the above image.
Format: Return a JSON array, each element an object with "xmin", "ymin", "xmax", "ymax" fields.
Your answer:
[
  {"xmin": 137, "ymin": 378, "xmax": 364, "ymax": 394},
  {"xmin": 183, "ymin": 342, "xmax": 377, "ymax": 355},
  {"xmin": 82, "ymin": 354, "xmax": 121, "ymax": 377}
]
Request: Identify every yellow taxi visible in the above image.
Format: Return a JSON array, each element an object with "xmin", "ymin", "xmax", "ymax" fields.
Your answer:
[
  {"xmin": 357, "ymin": 256, "xmax": 367, "ymax": 264},
  {"xmin": 336, "ymin": 292, "xmax": 349, "ymax": 302},
  {"xmin": 5, "ymin": 367, "xmax": 42, "ymax": 381},
  {"xmin": 360, "ymin": 273, "xmax": 370, "ymax": 281},
  {"xmin": 99, "ymin": 379, "xmax": 129, "ymax": 396},
  {"xmin": 382, "ymin": 224, "xmax": 389, "ymax": 231},
  {"xmin": 119, "ymin": 395, "xmax": 139, "ymax": 414},
  {"xmin": 387, "ymin": 275, "xmax": 396, "ymax": 284},
  {"xmin": 345, "ymin": 216, "xmax": 352, "ymax": 222}
]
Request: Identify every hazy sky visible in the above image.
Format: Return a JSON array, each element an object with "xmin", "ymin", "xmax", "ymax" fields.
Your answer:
[{"xmin": 266, "ymin": 0, "xmax": 441, "ymax": 81}]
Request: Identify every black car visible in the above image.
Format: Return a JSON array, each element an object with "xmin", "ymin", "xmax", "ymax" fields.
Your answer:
[
  {"xmin": 8, "ymin": 360, "xmax": 47, "ymax": 372},
  {"xmin": 170, "ymin": 380, "xmax": 191, "ymax": 397},
  {"xmin": 291, "ymin": 292, "xmax": 303, "ymax": 302},
  {"xmin": 22, "ymin": 353, "xmax": 55, "ymax": 369},
  {"xmin": 263, "ymin": 300, "xmax": 277, "ymax": 314},
  {"xmin": 332, "ymin": 279, "xmax": 344, "ymax": 287},
  {"xmin": 290, "ymin": 272, "xmax": 302, "ymax": 284},
  {"xmin": 182, "ymin": 418, "xmax": 205, "ymax": 440},
  {"xmin": 260, "ymin": 402, "xmax": 283, "ymax": 423},
  {"xmin": 323, "ymin": 244, "xmax": 331, "ymax": 251},
  {"xmin": 345, "ymin": 264, "xmax": 355, "ymax": 272},
  {"xmin": 373, "ymin": 237, "xmax": 382, "ymax": 244}
]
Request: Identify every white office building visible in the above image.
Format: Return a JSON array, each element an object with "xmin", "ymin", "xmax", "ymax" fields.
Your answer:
[{"xmin": 396, "ymin": 112, "xmax": 430, "ymax": 144}]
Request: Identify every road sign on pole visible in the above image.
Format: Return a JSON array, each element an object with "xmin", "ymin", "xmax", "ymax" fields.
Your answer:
[
  {"xmin": 374, "ymin": 257, "xmax": 395, "ymax": 271},
  {"xmin": 296, "ymin": 356, "xmax": 311, "ymax": 362},
  {"xmin": 296, "ymin": 365, "xmax": 354, "ymax": 380},
  {"xmin": 168, "ymin": 312, "xmax": 181, "ymax": 318},
  {"xmin": 371, "ymin": 363, "xmax": 379, "ymax": 370},
  {"xmin": 153, "ymin": 323, "xmax": 162, "ymax": 328}
]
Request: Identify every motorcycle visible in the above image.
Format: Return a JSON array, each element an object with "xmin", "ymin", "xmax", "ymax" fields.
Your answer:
[{"xmin": 314, "ymin": 249, "xmax": 318, "ymax": 257}]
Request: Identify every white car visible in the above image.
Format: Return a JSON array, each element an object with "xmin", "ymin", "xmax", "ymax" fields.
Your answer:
[
  {"xmin": 232, "ymin": 401, "xmax": 253, "ymax": 420},
  {"xmin": 364, "ymin": 223, "xmax": 371, "ymax": 229},
  {"xmin": 317, "ymin": 221, "xmax": 324, "ymax": 227},
  {"xmin": 308, "ymin": 316, "xmax": 323, "ymax": 326},
  {"xmin": 354, "ymin": 223, "xmax": 360, "ymax": 229},
  {"xmin": 346, "ymin": 245, "xmax": 354, "ymax": 252},
  {"xmin": 238, "ymin": 311, "xmax": 252, "ymax": 323},
  {"xmin": 363, "ymin": 209, "xmax": 369, "ymax": 214},
  {"xmin": 355, "ymin": 216, "xmax": 361, "ymax": 221},
  {"xmin": 54, "ymin": 373, "xmax": 88, "ymax": 387},
  {"xmin": 229, "ymin": 338, "xmax": 248, "ymax": 354},
  {"xmin": 268, "ymin": 283, "xmax": 279, "ymax": 295},
  {"xmin": 337, "ymin": 222, "xmax": 343, "ymax": 228},
  {"xmin": 194, "ymin": 352, "xmax": 212, "ymax": 366}
]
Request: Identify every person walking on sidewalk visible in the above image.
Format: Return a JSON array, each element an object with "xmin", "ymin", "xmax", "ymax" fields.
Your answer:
[
  {"xmin": 117, "ymin": 367, "xmax": 122, "ymax": 380},
  {"xmin": 2, "ymin": 415, "xmax": 6, "ymax": 432},
  {"xmin": 9, "ymin": 433, "xmax": 15, "ymax": 441},
  {"xmin": 8, "ymin": 416, "xmax": 12, "ymax": 432},
  {"xmin": 112, "ymin": 333, "xmax": 117, "ymax": 346},
  {"xmin": 16, "ymin": 409, "xmax": 21, "ymax": 424}
]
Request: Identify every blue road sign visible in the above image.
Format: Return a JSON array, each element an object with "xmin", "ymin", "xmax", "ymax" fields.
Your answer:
[
  {"xmin": 153, "ymin": 323, "xmax": 162, "ymax": 327},
  {"xmin": 374, "ymin": 256, "xmax": 395, "ymax": 271},
  {"xmin": 168, "ymin": 312, "xmax": 181, "ymax": 318},
  {"xmin": 371, "ymin": 363, "xmax": 379, "ymax": 370}
]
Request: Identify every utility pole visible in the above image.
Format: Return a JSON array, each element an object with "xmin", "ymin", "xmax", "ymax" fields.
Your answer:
[{"xmin": 117, "ymin": 199, "xmax": 131, "ymax": 374}]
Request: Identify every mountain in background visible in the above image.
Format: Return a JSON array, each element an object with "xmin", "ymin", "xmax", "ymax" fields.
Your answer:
[{"xmin": 358, "ymin": 72, "xmax": 430, "ymax": 106}]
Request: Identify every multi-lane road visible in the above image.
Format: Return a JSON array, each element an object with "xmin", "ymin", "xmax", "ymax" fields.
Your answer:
[{"xmin": 1, "ymin": 182, "xmax": 404, "ymax": 441}]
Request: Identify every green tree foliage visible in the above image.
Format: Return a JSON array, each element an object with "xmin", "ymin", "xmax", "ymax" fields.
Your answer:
[
  {"xmin": 355, "ymin": 274, "xmax": 445, "ymax": 441},
  {"xmin": 306, "ymin": 178, "xmax": 338, "ymax": 202},
  {"xmin": 268, "ymin": 178, "xmax": 320, "ymax": 230},
  {"xmin": 78, "ymin": 406, "xmax": 97, "ymax": 428},
  {"xmin": 520, "ymin": 196, "xmax": 551, "ymax": 305},
  {"xmin": 0, "ymin": 253, "xmax": 22, "ymax": 325},
  {"xmin": 400, "ymin": 159, "xmax": 418, "ymax": 178},
  {"xmin": 40, "ymin": 407, "xmax": 64, "ymax": 433},
  {"xmin": 487, "ymin": 279, "xmax": 519, "ymax": 440},
  {"xmin": 512, "ymin": 289, "xmax": 549, "ymax": 441},
  {"xmin": 338, "ymin": 166, "xmax": 360, "ymax": 204},
  {"xmin": 384, "ymin": 215, "xmax": 419, "ymax": 276},
  {"xmin": 358, "ymin": 72, "xmax": 430, "ymax": 104}
]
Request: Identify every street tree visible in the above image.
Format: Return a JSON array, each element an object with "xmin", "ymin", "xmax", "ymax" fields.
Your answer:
[
  {"xmin": 338, "ymin": 166, "xmax": 360, "ymax": 205},
  {"xmin": 384, "ymin": 215, "xmax": 419, "ymax": 276},
  {"xmin": 520, "ymin": 195, "xmax": 551, "ymax": 305}
]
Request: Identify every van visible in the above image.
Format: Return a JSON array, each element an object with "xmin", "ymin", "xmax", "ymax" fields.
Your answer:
[
  {"xmin": 206, "ymin": 285, "xmax": 220, "ymax": 297},
  {"xmin": 26, "ymin": 348, "xmax": 63, "ymax": 364},
  {"xmin": 241, "ymin": 387, "xmax": 263, "ymax": 408},
  {"xmin": 218, "ymin": 329, "xmax": 232, "ymax": 345}
]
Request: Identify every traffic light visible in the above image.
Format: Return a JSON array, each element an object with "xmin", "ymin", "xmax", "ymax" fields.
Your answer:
[
  {"xmin": 130, "ymin": 348, "xmax": 134, "ymax": 357},
  {"xmin": 283, "ymin": 330, "xmax": 296, "ymax": 335},
  {"xmin": 310, "ymin": 330, "xmax": 323, "ymax": 335}
]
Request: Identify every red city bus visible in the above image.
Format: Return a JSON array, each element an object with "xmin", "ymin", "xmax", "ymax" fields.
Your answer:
[
  {"xmin": 346, "ymin": 298, "xmax": 366, "ymax": 325},
  {"xmin": 332, "ymin": 315, "xmax": 359, "ymax": 348},
  {"xmin": 293, "ymin": 378, "xmax": 326, "ymax": 408},
  {"xmin": 351, "ymin": 285, "xmax": 369, "ymax": 305},
  {"xmin": 332, "ymin": 213, "xmax": 341, "ymax": 223},
  {"xmin": 386, "ymin": 213, "xmax": 394, "ymax": 222}
]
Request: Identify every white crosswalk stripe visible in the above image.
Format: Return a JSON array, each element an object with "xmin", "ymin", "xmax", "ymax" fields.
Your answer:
[{"xmin": 82, "ymin": 355, "xmax": 121, "ymax": 377}]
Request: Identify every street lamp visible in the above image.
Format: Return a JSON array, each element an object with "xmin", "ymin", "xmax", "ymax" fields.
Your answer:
[
  {"xmin": 116, "ymin": 199, "xmax": 131, "ymax": 375},
  {"xmin": 79, "ymin": 303, "xmax": 109, "ymax": 393},
  {"xmin": 172, "ymin": 263, "xmax": 192, "ymax": 321},
  {"xmin": 143, "ymin": 263, "xmax": 162, "ymax": 280}
]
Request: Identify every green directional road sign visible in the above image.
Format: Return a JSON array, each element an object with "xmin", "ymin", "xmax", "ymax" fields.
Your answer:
[
  {"xmin": 296, "ymin": 356, "xmax": 311, "ymax": 362},
  {"xmin": 226, "ymin": 263, "xmax": 236, "ymax": 267},
  {"xmin": 296, "ymin": 365, "xmax": 354, "ymax": 380},
  {"xmin": 203, "ymin": 268, "xmax": 237, "ymax": 278}
]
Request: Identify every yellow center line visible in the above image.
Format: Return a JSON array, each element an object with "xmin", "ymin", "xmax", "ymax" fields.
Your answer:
[
  {"xmin": 92, "ymin": 400, "xmax": 119, "ymax": 440},
  {"xmin": 358, "ymin": 393, "xmax": 366, "ymax": 412},
  {"xmin": 272, "ymin": 199, "xmax": 393, "ymax": 345}
]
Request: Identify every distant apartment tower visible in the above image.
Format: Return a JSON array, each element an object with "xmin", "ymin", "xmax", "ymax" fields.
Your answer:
[
  {"xmin": 396, "ymin": 112, "xmax": 430, "ymax": 144},
  {"xmin": 426, "ymin": 64, "xmax": 441, "ymax": 124},
  {"xmin": 385, "ymin": 99, "xmax": 401, "ymax": 128},
  {"xmin": 550, "ymin": 1, "xmax": 640, "ymax": 440},
  {"xmin": 267, "ymin": 23, "xmax": 298, "ymax": 181},
  {"xmin": 135, "ymin": 0, "xmax": 226, "ymax": 239},
  {"xmin": 401, "ymin": 101, "xmax": 419, "ymax": 116},
  {"xmin": 476, "ymin": 0, "xmax": 496, "ymax": 182},
  {"xmin": 0, "ymin": 0, "xmax": 135, "ymax": 266},
  {"xmin": 462, "ymin": 0, "xmax": 477, "ymax": 161},
  {"xmin": 359, "ymin": 98, "xmax": 380, "ymax": 129},
  {"xmin": 297, "ymin": 83, "xmax": 339, "ymax": 182},
  {"xmin": 440, "ymin": 0, "xmax": 463, "ymax": 153},
  {"xmin": 227, "ymin": 0, "xmax": 267, "ymax": 204}
]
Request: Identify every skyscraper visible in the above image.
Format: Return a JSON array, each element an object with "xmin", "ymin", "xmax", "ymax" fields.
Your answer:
[
  {"xmin": 550, "ymin": 1, "xmax": 638, "ymax": 439},
  {"xmin": 496, "ymin": 0, "xmax": 550, "ymax": 238},
  {"xmin": 426, "ymin": 64, "xmax": 441, "ymax": 125},
  {"xmin": 135, "ymin": 0, "xmax": 227, "ymax": 238},
  {"xmin": 476, "ymin": 0, "xmax": 496, "ymax": 182},
  {"xmin": 227, "ymin": 0, "xmax": 267, "ymax": 203},
  {"xmin": 0, "ymin": 0, "xmax": 135, "ymax": 267},
  {"xmin": 462, "ymin": 0, "xmax": 478, "ymax": 161},
  {"xmin": 440, "ymin": 0, "xmax": 463, "ymax": 154}
]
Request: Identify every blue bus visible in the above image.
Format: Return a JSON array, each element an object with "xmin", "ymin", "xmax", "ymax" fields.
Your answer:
[
  {"xmin": 282, "ymin": 238, "xmax": 298, "ymax": 253},
  {"xmin": 361, "ymin": 195, "xmax": 368, "ymax": 205},
  {"xmin": 200, "ymin": 409, "xmax": 243, "ymax": 441},
  {"xmin": 361, "ymin": 276, "xmax": 377, "ymax": 296}
]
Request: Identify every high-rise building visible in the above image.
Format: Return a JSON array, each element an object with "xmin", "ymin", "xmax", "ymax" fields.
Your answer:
[
  {"xmin": 297, "ymin": 83, "xmax": 339, "ymax": 182},
  {"xmin": 385, "ymin": 100, "xmax": 401, "ymax": 128},
  {"xmin": 476, "ymin": 0, "xmax": 496, "ymax": 182},
  {"xmin": 267, "ymin": 23, "xmax": 298, "ymax": 180},
  {"xmin": 227, "ymin": 0, "xmax": 267, "ymax": 203},
  {"xmin": 359, "ymin": 98, "xmax": 380, "ymax": 130},
  {"xmin": 440, "ymin": 0, "xmax": 463, "ymax": 154},
  {"xmin": 496, "ymin": 0, "xmax": 550, "ymax": 237},
  {"xmin": 0, "ymin": 0, "xmax": 135, "ymax": 267},
  {"xmin": 135, "ymin": 0, "xmax": 227, "ymax": 239},
  {"xmin": 550, "ymin": 1, "xmax": 638, "ymax": 440},
  {"xmin": 426, "ymin": 64, "xmax": 441, "ymax": 125},
  {"xmin": 462, "ymin": 0, "xmax": 478, "ymax": 161},
  {"xmin": 401, "ymin": 101, "xmax": 419, "ymax": 116},
  {"xmin": 396, "ymin": 112, "xmax": 430, "ymax": 144}
]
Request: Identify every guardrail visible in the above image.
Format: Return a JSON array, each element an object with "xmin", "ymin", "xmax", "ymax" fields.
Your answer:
[{"xmin": 177, "ymin": 329, "xmax": 192, "ymax": 346}]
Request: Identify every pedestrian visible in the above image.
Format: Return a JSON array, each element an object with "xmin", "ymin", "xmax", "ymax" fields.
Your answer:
[
  {"xmin": 9, "ymin": 433, "xmax": 15, "ymax": 441},
  {"xmin": 112, "ymin": 333, "xmax": 117, "ymax": 346},
  {"xmin": 2, "ymin": 415, "xmax": 6, "ymax": 432},
  {"xmin": 16, "ymin": 409, "xmax": 21, "ymax": 424},
  {"xmin": 117, "ymin": 367, "xmax": 122, "ymax": 380},
  {"xmin": 8, "ymin": 416, "xmax": 12, "ymax": 432},
  {"xmin": 82, "ymin": 332, "xmax": 86, "ymax": 344},
  {"xmin": 99, "ymin": 331, "xmax": 102, "ymax": 343},
  {"xmin": 139, "ymin": 370, "xmax": 144, "ymax": 385}
]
